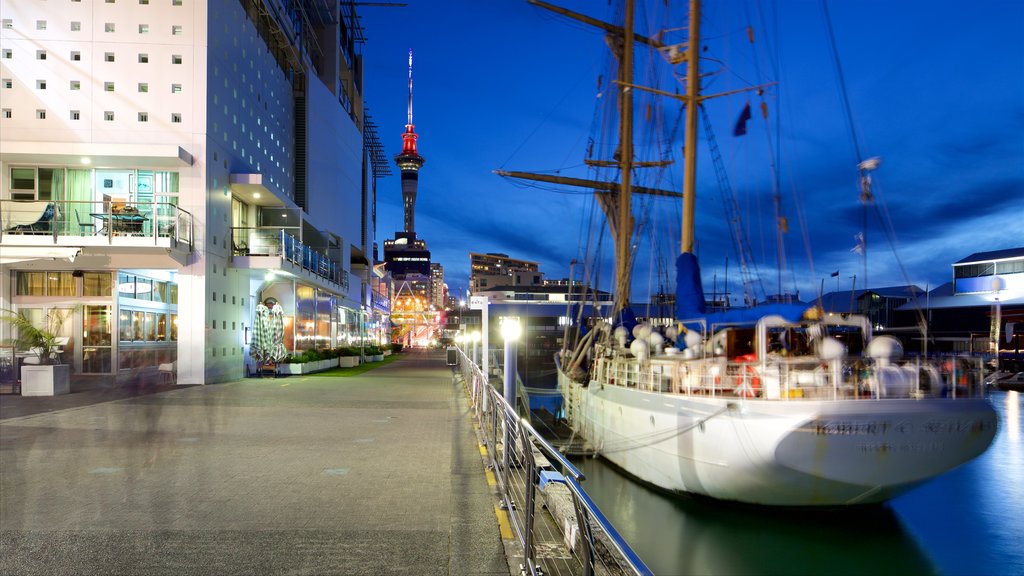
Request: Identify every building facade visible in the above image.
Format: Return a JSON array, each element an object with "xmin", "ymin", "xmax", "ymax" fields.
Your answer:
[
  {"xmin": 469, "ymin": 252, "xmax": 541, "ymax": 294},
  {"xmin": 0, "ymin": 0, "xmax": 389, "ymax": 385}
]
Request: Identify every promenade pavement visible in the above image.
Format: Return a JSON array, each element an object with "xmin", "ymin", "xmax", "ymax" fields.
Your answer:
[{"xmin": 0, "ymin": 348, "xmax": 509, "ymax": 575}]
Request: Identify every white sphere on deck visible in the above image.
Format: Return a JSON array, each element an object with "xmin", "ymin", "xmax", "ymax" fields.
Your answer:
[
  {"xmin": 665, "ymin": 326, "xmax": 679, "ymax": 341},
  {"xmin": 684, "ymin": 330, "xmax": 702, "ymax": 350},
  {"xmin": 867, "ymin": 335, "xmax": 903, "ymax": 362},
  {"xmin": 819, "ymin": 336, "xmax": 847, "ymax": 361},
  {"xmin": 629, "ymin": 339, "xmax": 650, "ymax": 360}
]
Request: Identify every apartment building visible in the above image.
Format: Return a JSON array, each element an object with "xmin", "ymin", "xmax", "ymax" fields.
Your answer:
[{"xmin": 0, "ymin": 0, "xmax": 389, "ymax": 385}]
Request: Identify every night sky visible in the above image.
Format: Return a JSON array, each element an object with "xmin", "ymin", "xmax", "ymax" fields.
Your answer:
[{"xmin": 359, "ymin": 0, "xmax": 1024, "ymax": 305}]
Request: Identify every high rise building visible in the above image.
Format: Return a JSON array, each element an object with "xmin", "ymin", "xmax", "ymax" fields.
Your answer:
[
  {"xmin": 0, "ymin": 1, "xmax": 390, "ymax": 384},
  {"xmin": 430, "ymin": 262, "xmax": 446, "ymax": 309},
  {"xmin": 469, "ymin": 252, "xmax": 542, "ymax": 294}
]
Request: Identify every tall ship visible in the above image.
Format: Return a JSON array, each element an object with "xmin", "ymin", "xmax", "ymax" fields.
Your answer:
[{"xmin": 503, "ymin": 0, "xmax": 998, "ymax": 506}]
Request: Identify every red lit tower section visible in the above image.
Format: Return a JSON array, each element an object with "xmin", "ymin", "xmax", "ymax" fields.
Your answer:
[{"xmin": 394, "ymin": 49, "xmax": 425, "ymax": 235}]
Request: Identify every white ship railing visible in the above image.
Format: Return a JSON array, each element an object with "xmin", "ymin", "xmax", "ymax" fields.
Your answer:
[
  {"xmin": 452, "ymin": 345, "xmax": 652, "ymax": 576},
  {"xmin": 593, "ymin": 352, "xmax": 987, "ymax": 401}
]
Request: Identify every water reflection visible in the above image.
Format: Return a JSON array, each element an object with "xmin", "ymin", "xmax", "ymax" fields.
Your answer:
[
  {"xmin": 891, "ymin": 390, "xmax": 1024, "ymax": 576},
  {"xmin": 573, "ymin": 456, "xmax": 934, "ymax": 575}
]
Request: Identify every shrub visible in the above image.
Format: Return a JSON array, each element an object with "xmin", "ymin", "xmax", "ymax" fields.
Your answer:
[
  {"xmin": 338, "ymin": 346, "xmax": 360, "ymax": 357},
  {"xmin": 390, "ymin": 343, "xmax": 404, "ymax": 353},
  {"xmin": 365, "ymin": 345, "xmax": 382, "ymax": 356}
]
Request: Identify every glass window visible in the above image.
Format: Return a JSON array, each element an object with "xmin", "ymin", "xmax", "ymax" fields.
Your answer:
[
  {"xmin": 37, "ymin": 168, "xmax": 59, "ymax": 201},
  {"xmin": 83, "ymin": 347, "xmax": 111, "ymax": 373},
  {"xmin": 16, "ymin": 272, "xmax": 45, "ymax": 296},
  {"xmin": 169, "ymin": 284, "xmax": 178, "ymax": 304},
  {"xmin": 133, "ymin": 311, "xmax": 145, "ymax": 340},
  {"xmin": 84, "ymin": 272, "xmax": 112, "ymax": 296},
  {"xmin": 119, "ymin": 310, "xmax": 133, "ymax": 341},
  {"xmin": 46, "ymin": 272, "xmax": 75, "ymax": 296},
  {"xmin": 170, "ymin": 314, "xmax": 178, "ymax": 340},
  {"xmin": 84, "ymin": 306, "xmax": 112, "ymax": 347},
  {"xmin": 156, "ymin": 314, "xmax": 167, "ymax": 340},
  {"xmin": 151, "ymin": 282, "xmax": 166, "ymax": 303},
  {"xmin": 145, "ymin": 313, "xmax": 158, "ymax": 341},
  {"xmin": 11, "ymin": 168, "xmax": 35, "ymax": 192}
]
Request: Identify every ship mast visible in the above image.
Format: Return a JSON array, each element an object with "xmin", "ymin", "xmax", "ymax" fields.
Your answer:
[
  {"xmin": 681, "ymin": 0, "xmax": 700, "ymax": 255},
  {"xmin": 614, "ymin": 0, "xmax": 636, "ymax": 311}
]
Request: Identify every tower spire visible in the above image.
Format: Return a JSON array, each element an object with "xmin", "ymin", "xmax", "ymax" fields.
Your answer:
[
  {"xmin": 395, "ymin": 48, "xmax": 425, "ymax": 235},
  {"xmin": 407, "ymin": 49, "xmax": 414, "ymax": 126}
]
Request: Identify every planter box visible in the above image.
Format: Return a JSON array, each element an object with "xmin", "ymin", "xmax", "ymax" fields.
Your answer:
[
  {"xmin": 339, "ymin": 356, "xmax": 358, "ymax": 368},
  {"xmin": 383, "ymin": 350, "xmax": 392, "ymax": 357},
  {"xmin": 370, "ymin": 354, "xmax": 384, "ymax": 362},
  {"xmin": 21, "ymin": 364, "xmax": 70, "ymax": 396},
  {"xmin": 279, "ymin": 359, "xmax": 337, "ymax": 374}
]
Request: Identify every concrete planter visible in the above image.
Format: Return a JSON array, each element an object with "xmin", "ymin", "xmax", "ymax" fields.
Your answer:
[
  {"xmin": 370, "ymin": 354, "xmax": 384, "ymax": 362},
  {"xmin": 21, "ymin": 364, "xmax": 71, "ymax": 396},
  {"xmin": 339, "ymin": 356, "xmax": 359, "ymax": 368},
  {"xmin": 383, "ymin": 350, "xmax": 392, "ymax": 357},
  {"xmin": 279, "ymin": 359, "xmax": 336, "ymax": 375}
]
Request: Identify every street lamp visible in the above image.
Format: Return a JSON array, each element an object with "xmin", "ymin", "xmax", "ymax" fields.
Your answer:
[
  {"xmin": 500, "ymin": 317, "xmax": 521, "ymax": 480},
  {"xmin": 470, "ymin": 330, "xmax": 481, "ymax": 367},
  {"xmin": 500, "ymin": 318, "xmax": 521, "ymax": 409}
]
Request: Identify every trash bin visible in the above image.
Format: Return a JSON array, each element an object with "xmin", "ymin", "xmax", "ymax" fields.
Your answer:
[{"xmin": 446, "ymin": 346, "xmax": 458, "ymax": 366}]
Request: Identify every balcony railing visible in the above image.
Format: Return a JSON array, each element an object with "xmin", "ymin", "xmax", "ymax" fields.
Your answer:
[
  {"xmin": 232, "ymin": 227, "xmax": 348, "ymax": 290},
  {"xmin": 0, "ymin": 199, "xmax": 194, "ymax": 247}
]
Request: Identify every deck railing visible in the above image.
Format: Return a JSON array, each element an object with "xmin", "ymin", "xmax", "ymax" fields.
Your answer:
[
  {"xmin": 231, "ymin": 226, "xmax": 348, "ymax": 290},
  {"xmin": 0, "ymin": 199, "xmax": 194, "ymax": 247},
  {"xmin": 595, "ymin": 351, "xmax": 987, "ymax": 401},
  {"xmin": 454, "ymin": 345, "xmax": 651, "ymax": 576}
]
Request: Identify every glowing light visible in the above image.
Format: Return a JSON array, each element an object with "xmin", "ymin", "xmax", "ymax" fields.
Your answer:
[
  {"xmin": 80, "ymin": 157, "xmax": 91, "ymax": 165},
  {"xmin": 500, "ymin": 318, "xmax": 521, "ymax": 341},
  {"xmin": 253, "ymin": 192, "xmax": 261, "ymax": 199}
]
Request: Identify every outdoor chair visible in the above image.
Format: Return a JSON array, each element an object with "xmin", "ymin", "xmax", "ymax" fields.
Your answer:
[{"xmin": 76, "ymin": 210, "xmax": 96, "ymax": 235}]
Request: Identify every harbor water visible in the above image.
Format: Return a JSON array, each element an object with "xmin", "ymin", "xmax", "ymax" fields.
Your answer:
[{"xmin": 570, "ymin": 390, "xmax": 1022, "ymax": 576}]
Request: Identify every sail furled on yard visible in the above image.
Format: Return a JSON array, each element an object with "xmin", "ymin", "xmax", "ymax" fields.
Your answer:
[{"xmin": 675, "ymin": 252, "xmax": 707, "ymax": 319}]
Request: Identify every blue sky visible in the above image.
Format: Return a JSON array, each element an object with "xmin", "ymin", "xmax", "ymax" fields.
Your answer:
[{"xmin": 359, "ymin": 0, "xmax": 1024, "ymax": 304}]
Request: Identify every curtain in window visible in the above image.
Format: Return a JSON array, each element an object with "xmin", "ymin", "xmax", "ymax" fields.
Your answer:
[{"xmin": 66, "ymin": 169, "xmax": 94, "ymax": 226}]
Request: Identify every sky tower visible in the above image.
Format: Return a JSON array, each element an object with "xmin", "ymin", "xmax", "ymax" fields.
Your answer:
[{"xmin": 394, "ymin": 49, "xmax": 425, "ymax": 234}]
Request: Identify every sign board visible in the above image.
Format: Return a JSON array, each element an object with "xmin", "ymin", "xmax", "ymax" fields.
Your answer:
[{"xmin": 469, "ymin": 296, "xmax": 488, "ymax": 310}]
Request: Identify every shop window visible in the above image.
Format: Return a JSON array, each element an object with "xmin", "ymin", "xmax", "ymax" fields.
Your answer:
[
  {"xmin": 83, "ymin": 272, "xmax": 112, "ymax": 296},
  {"xmin": 47, "ymin": 272, "xmax": 75, "ymax": 296}
]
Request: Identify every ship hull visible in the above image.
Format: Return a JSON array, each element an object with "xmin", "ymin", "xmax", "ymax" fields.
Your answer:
[{"xmin": 560, "ymin": 370, "xmax": 997, "ymax": 506}]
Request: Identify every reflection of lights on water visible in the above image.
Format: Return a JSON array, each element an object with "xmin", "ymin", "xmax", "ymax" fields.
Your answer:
[{"xmin": 1007, "ymin": 391, "xmax": 1019, "ymax": 446}]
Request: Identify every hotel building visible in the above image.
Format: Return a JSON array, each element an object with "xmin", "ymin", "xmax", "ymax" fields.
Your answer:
[{"xmin": 0, "ymin": 0, "xmax": 390, "ymax": 385}]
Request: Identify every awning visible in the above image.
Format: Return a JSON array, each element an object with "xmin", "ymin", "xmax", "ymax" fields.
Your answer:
[{"xmin": 0, "ymin": 246, "xmax": 82, "ymax": 265}]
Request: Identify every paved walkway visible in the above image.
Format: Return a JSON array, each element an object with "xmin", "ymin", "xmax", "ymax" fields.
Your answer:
[{"xmin": 0, "ymin": 349, "xmax": 509, "ymax": 575}]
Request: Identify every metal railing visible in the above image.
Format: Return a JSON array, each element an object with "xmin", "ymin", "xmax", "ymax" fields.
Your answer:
[
  {"xmin": 453, "ymin": 345, "xmax": 651, "ymax": 576},
  {"xmin": 593, "ymin": 348, "xmax": 988, "ymax": 401},
  {"xmin": 232, "ymin": 226, "xmax": 348, "ymax": 289},
  {"xmin": 0, "ymin": 199, "xmax": 193, "ymax": 247}
]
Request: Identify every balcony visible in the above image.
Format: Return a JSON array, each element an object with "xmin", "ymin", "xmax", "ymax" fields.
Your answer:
[
  {"xmin": 0, "ymin": 199, "xmax": 194, "ymax": 265},
  {"xmin": 231, "ymin": 227, "xmax": 348, "ymax": 292}
]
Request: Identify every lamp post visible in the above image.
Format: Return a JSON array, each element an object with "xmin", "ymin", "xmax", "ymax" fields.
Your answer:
[
  {"xmin": 470, "ymin": 330, "xmax": 481, "ymax": 368},
  {"xmin": 500, "ymin": 317, "xmax": 521, "ymax": 477}
]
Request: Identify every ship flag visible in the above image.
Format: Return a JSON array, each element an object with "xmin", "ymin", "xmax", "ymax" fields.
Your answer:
[{"xmin": 733, "ymin": 102, "xmax": 752, "ymax": 136}]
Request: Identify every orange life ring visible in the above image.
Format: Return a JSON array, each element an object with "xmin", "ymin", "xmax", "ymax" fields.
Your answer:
[{"xmin": 734, "ymin": 364, "xmax": 761, "ymax": 397}]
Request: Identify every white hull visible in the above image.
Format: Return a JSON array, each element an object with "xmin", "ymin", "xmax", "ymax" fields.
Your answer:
[{"xmin": 559, "ymin": 369, "xmax": 997, "ymax": 506}]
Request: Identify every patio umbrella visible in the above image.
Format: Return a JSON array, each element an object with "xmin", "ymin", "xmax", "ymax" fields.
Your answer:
[
  {"xmin": 251, "ymin": 301, "xmax": 271, "ymax": 366},
  {"xmin": 267, "ymin": 301, "xmax": 287, "ymax": 361}
]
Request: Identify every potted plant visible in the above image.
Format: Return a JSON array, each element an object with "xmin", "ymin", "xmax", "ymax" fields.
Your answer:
[
  {"xmin": 338, "ymin": 346, "xmax": 360, "ymax": 368},
  {"xmin": 1, "ymin": 308, "xmax": 73, "ymax": 396},
  {"xmin": 365, "ymin": 345, "xmax": 384, "ymax": 362}
]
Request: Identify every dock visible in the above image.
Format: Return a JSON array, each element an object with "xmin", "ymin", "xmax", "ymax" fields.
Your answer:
[{"xmin": 0, "ymin": 349, "xmax": 510, "ymax": 575}]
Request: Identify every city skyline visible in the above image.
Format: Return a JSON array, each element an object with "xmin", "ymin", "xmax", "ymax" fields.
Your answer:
[{"xmin": 361, "ymin": 0, "xmax": 1024, "ymax": 304}]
